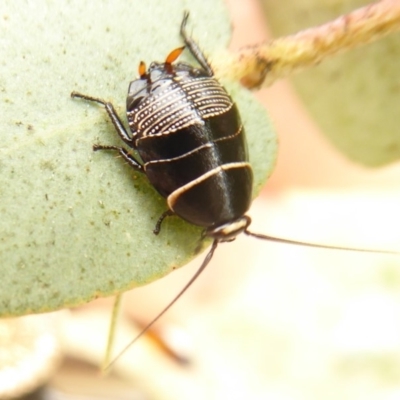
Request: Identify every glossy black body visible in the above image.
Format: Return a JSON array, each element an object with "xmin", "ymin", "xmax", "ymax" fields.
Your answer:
[
  {"xmin": 71, "ymin": 13, "xmax": 254, "ymax": 238},
  {"xmin": 126, "ymin": 62, "xmax": 253, "ymax": 228}
]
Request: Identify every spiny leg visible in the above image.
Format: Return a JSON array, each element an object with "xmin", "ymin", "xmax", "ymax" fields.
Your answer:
[
  {"xmin": 180, "ymin": 11, "xmax": 213, "ymax": 77},
  {"xmin": 93, "ymin": 144, "xmax": 143, "ymax": 173},
  {"xmin": 71, "ymin": 91, "xmax": 135, "ymax": 147}
]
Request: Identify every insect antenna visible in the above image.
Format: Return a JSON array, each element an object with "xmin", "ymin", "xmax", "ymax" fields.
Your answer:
[
  {"xmin": 103, "ymin": 239, "xmax": 219, "ymax": 372},
  {"xmin": 245, "ymin": 229, "xmax": 399, "ymax": 255}
]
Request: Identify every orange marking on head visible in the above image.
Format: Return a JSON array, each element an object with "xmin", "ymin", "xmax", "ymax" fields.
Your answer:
[
  {"xmin": 165, "ymin": 46, "xmax": 185, "ymax": 64},
  {"xmin": 138, "ymin": 61, "xmax": 147, "ymax": 78}
]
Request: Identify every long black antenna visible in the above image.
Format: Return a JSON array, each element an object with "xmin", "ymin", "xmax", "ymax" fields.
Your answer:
[
  {"xmin": 103, "ymin": 239, "xmax": 219, "ymax": 372},
  {"xmin": 245, "ymin": 230, "xmax": 399, "ymax": 255}
]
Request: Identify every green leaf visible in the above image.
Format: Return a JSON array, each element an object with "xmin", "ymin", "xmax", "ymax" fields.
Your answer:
[
  {"xmin": 261, "ymin": 0, "xmax": 400, "ymax": 167},
  {"xmin": 0, "ymin": 1, "xmax": 277, "ymax": 316}
]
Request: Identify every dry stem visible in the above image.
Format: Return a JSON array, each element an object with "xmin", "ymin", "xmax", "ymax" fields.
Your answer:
[{"xmin": 215, "ymin": 0, "xmax": 400, "ymax": 88}]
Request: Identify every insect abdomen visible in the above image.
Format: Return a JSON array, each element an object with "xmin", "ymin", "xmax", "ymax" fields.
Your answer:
[
  {"xmin": 168, "ymin": 161, "xmax": 252, "ymax": 227},
  {"xmin": 137, "ymin": 109, "xmax": 252, "ymax": 227},
  {"xmin": 129, "ymin": 72, "xmax": 253, "ymax": 227}
]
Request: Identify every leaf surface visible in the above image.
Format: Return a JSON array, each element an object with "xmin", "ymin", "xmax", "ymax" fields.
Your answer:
[{"xmin": 0, "ymin": 1, "xmax": 277, "ymax": 316}]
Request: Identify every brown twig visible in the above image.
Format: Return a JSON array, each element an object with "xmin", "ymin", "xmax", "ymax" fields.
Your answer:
[{"xmin": 215, "ymin": 0, "xmax": 400, "ymax": 89}]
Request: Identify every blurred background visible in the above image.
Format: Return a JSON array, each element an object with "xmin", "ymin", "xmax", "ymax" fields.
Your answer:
[{"xmin": 5, "ymin": 0, "xmax": 400, "ymax": 399}]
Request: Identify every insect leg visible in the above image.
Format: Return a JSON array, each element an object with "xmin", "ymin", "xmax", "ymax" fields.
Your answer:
[
  {"xmin": 153, "ymin": 209, "xmax": 175, "ymax": 235},
  {"xmin": 93, "ymin": 145, "xmax": 143, "ymax": 173},
  {"xmin": 71, "ymin": 91, "xmax": 135, "ymax": 147},
  {"xmin": 180, "ymin": 11, "xmax": 213, "ymax": 77}
]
